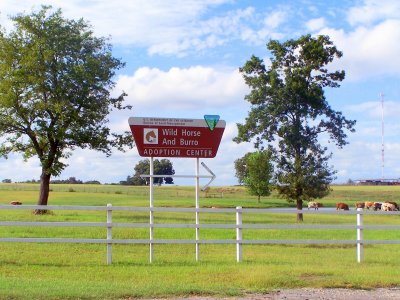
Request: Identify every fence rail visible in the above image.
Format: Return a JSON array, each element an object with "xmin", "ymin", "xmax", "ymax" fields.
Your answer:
[{"xmin": 1, "ymin": 204, "xmax": 400, "ymax": 264}]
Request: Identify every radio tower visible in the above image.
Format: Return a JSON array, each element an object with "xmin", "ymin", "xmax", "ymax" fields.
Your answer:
[{"xmin": 381, "ymin": 93, "xmax": 384, "ymax": 180}]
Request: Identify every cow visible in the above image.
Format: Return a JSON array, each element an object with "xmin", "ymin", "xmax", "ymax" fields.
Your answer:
[
  {"xmin": 355, "ymin": 202, "xmax": 365, "ymax": 209},
  {"xmin": 373, "ymin": 202, "xmax": 382, "ymax": 211},
  {"xmin": 365, "ymin": 201, "xmax": 375, "ymax": 210},
  {"xmin": 307, "ymin": 202, "xmax": 323, "ymax": 210},
  {"xmin": 381, "ymin": 202, "xmax": 396, "ymax": 211},
  {"xmin": 384, "ymin": 201, "xmax": 399, "ymax": 210},
  {"xmin": 336, "ymin": 202, "xmax": 349, "ymax": 211},
  {"xmin": 10, "ymin": 201, "xmax": 22, "ymax": 205}
]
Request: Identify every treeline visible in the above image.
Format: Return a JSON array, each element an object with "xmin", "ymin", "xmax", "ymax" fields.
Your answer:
[
  {"xmin": 11, "ymin": 177, "xmax": 101, "ymax": 184},
  {"xmin": 50, "ymin": 177, "xmax": 101, "ymax": 184},
  {"xmin": 2, "ymin": 159, "xmax": 175, "ymax": 186}
]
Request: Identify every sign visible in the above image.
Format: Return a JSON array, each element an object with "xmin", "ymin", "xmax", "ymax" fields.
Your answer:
[{"xmin": 128, "ymin": 117, "xmax": 225, "ymax": 158}]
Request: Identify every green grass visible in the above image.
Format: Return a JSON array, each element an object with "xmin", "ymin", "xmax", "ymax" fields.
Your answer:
[{"xmin": 0, "ymin": 184, "xmax": 400, "ymax": 299}]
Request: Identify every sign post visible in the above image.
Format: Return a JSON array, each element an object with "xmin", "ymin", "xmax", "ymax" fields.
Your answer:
[
  {"xmin": 195, "ymin": 158, "xmax": 200, "ymax": 261},
  {"xmin": 129, "ymin": 116, "xmax": 225, "ymax": 262},
  {"xmin": 149, "ymin": 157, "xmax": 154, "ymax": 263}
]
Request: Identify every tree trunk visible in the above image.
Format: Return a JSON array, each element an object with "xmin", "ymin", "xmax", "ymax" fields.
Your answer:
[
  {"xmin": 296, "ymin": 199, "xmax": 303, "ymax": 222},
  {"xmin": 258, "ymin": 195, "xmax": 260, "ymax": 203},
  {"xmin": 35, "ymin": 170, "xmax": 51, "ymax": 214}
]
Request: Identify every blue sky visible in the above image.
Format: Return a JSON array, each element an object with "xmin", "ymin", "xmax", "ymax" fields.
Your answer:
[{"xmin": 0, "ymin": 0, "xmax": 400, "ymax": 186}]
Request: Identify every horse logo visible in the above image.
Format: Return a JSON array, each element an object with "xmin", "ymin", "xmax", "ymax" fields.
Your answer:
[{"xmin": 144, "ymin": 128, "xmax": 158, "ymax": 144}]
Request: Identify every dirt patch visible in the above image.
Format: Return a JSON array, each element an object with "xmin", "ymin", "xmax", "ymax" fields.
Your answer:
[
  {"xmin": 148, "ymin": 288, "xmax": 400, "ymax": 300},
  {"xmin": 260, "ymin": 288, "xmax": 400, "ymax": 299}
]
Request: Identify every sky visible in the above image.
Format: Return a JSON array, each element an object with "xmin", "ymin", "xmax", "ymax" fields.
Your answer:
[{"xmin": 0, "ymin": 0, "xmax": 399, "ymax": 186}]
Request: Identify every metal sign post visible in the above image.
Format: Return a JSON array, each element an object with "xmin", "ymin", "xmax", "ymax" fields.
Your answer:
[
  {"xmin": 130, "ymin": 116, "xmax": 225, "ymax": 263},
  {"xmin": 149, "ymin": 157, "xmax": 154, "ymax": 263},
  {"xmin": 195, "ymin": 158, "xmax": 200, "ymax": 261},
  {"xmin": 141, "ymin": 161, "xmax": 215, "ymax": 262}
]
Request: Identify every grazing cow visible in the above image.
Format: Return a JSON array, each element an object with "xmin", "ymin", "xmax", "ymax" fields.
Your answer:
[
  {"xmin": 307, "ymin": 202, "xmax": 323, "ymax": 210},
  {"xmin": 336, "ymin": 202, "xmax": 349, "ymax": 211},
  {"xmin": 10, "ymin": 201, "xmax": 22, "ymax": 205},
  {"xmin": 384, "ymin": 201, "xmax": 399, "ymax": 210},
  {"xmin": 365, "ymin": 201, "xmax": 375, "ymax": 210},
  {"xmin": 373, "ymin": 202, "xmax": 382, "ymax": 211},
  {"xmin": 355, "ymin": 202, "xmax": 365, "ymax": 209},
  {"xmin": 381, "ymin": 202, "xmax": 396, "ymax": 211}
]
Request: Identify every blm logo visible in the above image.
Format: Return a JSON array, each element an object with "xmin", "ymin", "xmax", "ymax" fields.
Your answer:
[{"xmin": 143, "ymin": 128, "xmax": 158, "ymax": 144}]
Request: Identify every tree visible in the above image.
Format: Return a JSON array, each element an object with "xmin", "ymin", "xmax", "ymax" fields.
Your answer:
[
  {"xmin": 234, "ymin": 35, "xmax": 355, "ymax": 221},
  {"xmin": 243, "ymin": 151, "xmax": 273, "ymax": 203},
  {"xmin": 120, "ymin": 175, "xmax": 133, "ymax": 186},
  {"xmin": 0, "ymin": 6, "xmax": 132, "ymax": 211},
  {"xmin": 155, "ymin": 159, "xmax": 175, "ymax": 184},
  {"xmin": 2, "ymin": 179, "xmax": 12, "ymax": 183},
  {"xmin": 132, "ymin": 159, "xmax": 175, "ymax": 185},
  {"xmin": 234, "ymin": 152, "xmax": 252, "ymax": 185},
  {"xmin": 132, "ymin": 160, "xmax": 150, "ymax": 186}
]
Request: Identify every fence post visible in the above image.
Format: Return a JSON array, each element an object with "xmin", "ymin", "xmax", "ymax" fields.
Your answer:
[
  {"xmin": 106, "ymin": 203, "xmax": 112, "ymax": 265},
  {"xmin": 356, "ymin": 207, "xmax": 363, "ymax": 263},
  {"xmin": 236, "ymin": 206, "xmax": 242, "ymax": 262}
]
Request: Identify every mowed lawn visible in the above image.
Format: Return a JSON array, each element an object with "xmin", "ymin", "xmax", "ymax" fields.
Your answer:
[{"xmin": 0, "ymin": 184, "xmax": 400, "ymax": 299}]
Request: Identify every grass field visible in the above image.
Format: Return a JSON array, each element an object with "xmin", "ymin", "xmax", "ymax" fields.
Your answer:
[{"xmin": 0, "ymin": 184, "xmax": 400, "ymax": 299}]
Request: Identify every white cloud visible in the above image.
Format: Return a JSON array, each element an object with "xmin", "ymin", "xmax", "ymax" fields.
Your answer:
[
  {"xmin": 319, "ymin": 18, "xmax": 400, "ymax": 80},
  {"xmin": 0, "ymin": 1, "xmax": 289, "ymax": 57},
  {"xmin": 146, "ymin": 7, "xmax": 261, "ymax": 56},
  {"xmin": 0, "ymin": 155, "xmax": 41, "ymax": 182},
  {"xmin": 239, "ymin": 8, "xmax": 288, "ymax": 45},
  {"xmin": 0, "ymin": 0, "xmax": 236, "ymax": 56},
  {"xmin": 306, "ymin": 17, "xmax": 326, "ymax": 31},
  {"xmin": 263, "ymin": 10, "xmax": 287, "ymax": 29},
  {"xmin": 346, "ymin": 100, "xmax": 400, "ymax": 119},
  {"xmin": 347, "ymin": 0, "xmax": 400, "ymax": 26},
  {"xmin": 332, "ymin": 140, "xmax": 400, "ymax": 182},
  {"xmin": 116, "ymin": 66, "xmax": 247, "ymax": 111}
]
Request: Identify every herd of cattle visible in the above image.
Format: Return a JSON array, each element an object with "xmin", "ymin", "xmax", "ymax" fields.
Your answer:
[
  {"xmin": 8, "ymin": 200, "xmax": 400, "ymax": 211},
  {"xmin": 307, "ymin": 201, "xmax": 399, "ymax": 211}
]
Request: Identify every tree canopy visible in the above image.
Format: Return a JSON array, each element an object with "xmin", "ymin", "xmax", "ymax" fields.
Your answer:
[
  {"xmin": 234, "ymin": 35, "xmax": 356, "ymax": 221},
  {"xmin": 0, "ymin": 6, "xmax": 132, "ymax": 208},
  {"xmin": 234, "ymin": 152, "xmax": 252, "ymax": 185}
]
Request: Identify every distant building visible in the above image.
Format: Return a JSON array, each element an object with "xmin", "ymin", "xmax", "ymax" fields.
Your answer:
[{"xmin": 356, "ymin": 178, "xmax": 400, "ymax": 185}]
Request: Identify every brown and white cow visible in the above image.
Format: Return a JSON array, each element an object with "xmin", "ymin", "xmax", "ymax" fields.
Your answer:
[
  {"xmin": 381, "ymin": 202, "xmax": 396, "ymax": 211},
  {"xmin": 384, "ymin": 201, "xmax": 399, "ymax": 210},
  {"xmin": 307, "ymin": 202, "xmax": 323, "ymax": 210}
]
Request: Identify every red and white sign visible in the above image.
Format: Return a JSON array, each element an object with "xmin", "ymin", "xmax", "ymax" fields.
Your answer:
[{"xmin": 128, "ymin": 117, "xmax": 225, "ymax": 158}]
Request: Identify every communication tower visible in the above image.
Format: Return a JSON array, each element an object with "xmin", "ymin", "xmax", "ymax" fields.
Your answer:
[{"xmin": 381, "ymin": 92, "xmax": 384, "ymax": 180}]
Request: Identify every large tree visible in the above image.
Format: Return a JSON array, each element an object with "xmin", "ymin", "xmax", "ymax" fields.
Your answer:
[
  {"xmin": 234, "ymin": 35, "xmax": 355, "ymax": 221},
  {"xmin": 0, "ymin": 6, "xmax": 132, "ymax": 209}
]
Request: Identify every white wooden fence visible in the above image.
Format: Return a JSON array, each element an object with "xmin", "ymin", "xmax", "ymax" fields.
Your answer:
[{"xmin": 1, "ymin": 204, "xmax": 400, "ymax": 265}]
